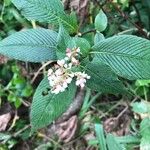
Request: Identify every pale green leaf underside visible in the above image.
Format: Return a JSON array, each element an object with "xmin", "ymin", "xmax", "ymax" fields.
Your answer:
[
  {"xmin": 30, "ymin": 77, "xmax": 77, "ymax": 131},
  {"xmin": 92, "ymin": 35, "xmax": 150, "ymax": 80},
  {"xmin": 0, "ymin": 29, "xmax": 57, "ymax": 62},
  {"xmin": 11, "ymin": 0, "xmax": 78, "ymax": 33}
]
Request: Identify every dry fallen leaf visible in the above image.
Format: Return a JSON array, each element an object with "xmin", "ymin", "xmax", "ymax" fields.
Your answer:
[
  {"xmin": 0, "ymin": 113, "xmax": 11, "ymax": 131},
  {"xmin": 71, "ymin": 0, "xmax": 89, "ymax": 25},
  {"xmin": 56, "ymin": 115, "xmax": 78, "ymax": 143},
  {"xmin": 0, "ymin": 55, "xmax": 8, "ymax": 64}
]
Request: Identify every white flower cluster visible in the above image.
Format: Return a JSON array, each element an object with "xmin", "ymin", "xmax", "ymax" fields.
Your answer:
[{"xmin": 47, "ymin": 47, "xmax": 90, "ymax": 94}]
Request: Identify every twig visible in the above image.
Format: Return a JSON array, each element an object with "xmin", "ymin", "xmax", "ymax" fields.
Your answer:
[
  {"xmin": 109, "ymin": 0, "xmax": 148, "ymax": 39},
  {"xmin": 0, "ymin": 1, "xmax": 5, "ymax": 22},
  {"xmin": 131, "ymin": 0, "xmax": 141, "ymax": 23},
  {"xmin": 38, "ymin": 132, "xmax": 62, "ymax": 149},
  {"xmin": 31, "ymin": 61, "xmax": 53, "ymax": 84},
  {"xmin": 99, "ymin": 99, "xmax": 126, "ymax": 119},
  {"xmin": 116, "ymin": 105, "xmax": 128, "ymax": 119},
  {"xmin": 13, "ymin": 125, "xmax": 30, "ymax": 137},
  {"xmin": 8, "ymin": 110, "xmax": 19, "ymax": 131}
]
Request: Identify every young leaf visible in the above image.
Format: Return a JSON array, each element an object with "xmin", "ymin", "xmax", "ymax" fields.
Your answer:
[
  {"xmin": 94, "ymin": 123, "xmax": 107, "ymax": 150},
  {"xmin": 11, "ymin": 0, "xmax": 78, "ymax": 33},
  {"xmin": 92, "ymin": 35, "xmax": 150, "ymax": 80},
  {"xmin": 94, "ymin": 10, "xmax": 108, "ymax": 32},
  {"xmin": 94, "ymin": 32, "xmax": 105, "ymax": 44},
  {"xmin": 0, "ymin": 29, "xmax": 57, "ymax": 62},
  {"xmin": 69, "ymin": 37, "xmax": 91, "ymax": 57},
  {"xmin": 83, "ymin": 59, "xmax": 126, "ymax": 94},
  {"xmin": 135, "ymin": 80, "xmax": 150, "ymax": 87},
  {"xmin": 30, "ymin": 77, "xmax": 77, "ymax": 132},
  {"xmin": 131, "ymin": 101, "xmax": 150, "ymax": 114}
]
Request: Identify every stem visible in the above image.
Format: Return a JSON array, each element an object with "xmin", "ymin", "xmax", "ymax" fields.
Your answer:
[
  {"xmin": 0, "ymin": 1, "xmax": 5, "ymax": 22},
  {"xmin": 81, "ymin": 29, "xmax": 96, "ymax": 36},
  {"xmin": 109, "ymin": 0, "xmax": 148, "ymax": 39},
  {"xmin": 143, "ymin": 86, "xmax": 148, "ymax": 101}
]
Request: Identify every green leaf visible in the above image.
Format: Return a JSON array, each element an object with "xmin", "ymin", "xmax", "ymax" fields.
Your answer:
[
  {"xmin": 94, "ymin": 32, "xmax": 105, "ymax": 44},
  {"xmin": 106, "ymin": 134, "xmax": 126, "ymax": 150},
  {"xmin": 92, "ymin": 35, "xmax": 150, "ymax": 80},
  {"xmin": 57, "ymin": 24, "xmax": 71, "ymax": 59},
  {"xmin": 131, "ymin": 101, "xmax": 150, "ymax": 114},
  {"xmin": 0, "ymin": 29, "xmax": 57, "ymax": 62},
  {"xmin": 140, "ymin": 137, "xmax": 150, "ymax": 150},
  {"xmin": 140, "ymin": 118, "xmax": 150, "ymax": 138},
  {"xmin": 83, "ymin": 59, "xmax": 126, "ymax": 94},
  {"xmin": 30, "ymin": 77, "xmax": 77, "ymax": 132},
  {"xmin": 94, "ymin": 123, "xmax": 107, "ymax": 150},
  {"xmin": 11, "ymin": 0, "xmax": 78, "ymax": 33},
  {"xmin": 115, "ymin": 135, "xmax": 140, "ymax": 144},
  {"xmin": 94, "ymin": 10, "xmax": 108, "ymax": 32},
  {"xmin": 69, "ymin": 37, "xmax": 91, "ymax": 57},
  {"xmin": 135, "ymin": 80, "xmax": 150, "ymax": 87}
]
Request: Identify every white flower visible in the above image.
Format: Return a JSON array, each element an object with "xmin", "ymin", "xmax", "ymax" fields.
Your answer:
[
  {"xmin": 76, "ymin": 47, "xmax": 80, "ymax": 53},
  {"xmin": 65, "ymin": 57, "xmax": 69, "ymax": 61},
  {"xmin": 55, "ymin": 68, "xmax": 63, "ymax": 76},
  {"xmin": 57, "ymin": 59, "xmax": 65, "ymax": 67},
  {"xmin": 66, "ymin": 53, "xmax": 72, "ymax": 58},
  {"xmin": 51, "ymin": 88, "xmax": 60, "ymax": 94},
  {"xmin": 63, "ymin": 82, "xmax": 68, "ymax": 89},
  {"xmin": 47, "ymin": 47, "xmax": 90, "ymax": 94},
  {"xmin": 75, "ymin": 72, "xmax": 90, "ymax": 88},
  {"xmin": 71, "ymin": 57, "xmax": 79, "ymax": 65},
  {"xmin": 68, "ymin": 63, "xmax": 72, "ymax": 69},
  {"xmin": 48, "ymin": 69, "xmax": 53, "ymax": 76},
  {"xmin": 69, "ymin": 73, "xmax": 74, "ymax": 78},
  {"xmin": 64, "ymin": 64, "xmax": 68, "ymax": 68},
  {"xmin": 66, "ymin": 77, "xmax": 72, "ymax": 84},
  {"xmin": 66, "ymin": 48, "xmax": 72, "ymax": 58}
]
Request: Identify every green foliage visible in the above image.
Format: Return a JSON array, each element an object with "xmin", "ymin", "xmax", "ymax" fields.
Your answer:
[
  {"xmin": 0, "ymin": 64, "xmax": 33, "ymax": 108},
  {"xmin": 0, "ymin": 29, "xmax": 58, "ymax": 62},
  {"xmin": 94, "ymin": 123, "xmax": 107, "ymax": 150},
  {"xmin": 132, "ymin": 101, "xmax": 150, "ymax": 150},
  {"xmin": 70, "ymin": 37, "xmax": 91, "ymax": 57},
  {"xmin": 30, "ymin": 77, "xmax": 77, "ymax": 131},
  {"xmin": 131, "ymin": 101, "xmax": 150, "ymax": 114},
  {"xmin": 140, "ymin": 118, "xmax": 150, "ymax": 138},
  {"xmin": 94, "ymin": 124, "xmax": 126, "ymax": 150},
  {"xmin": 94, "ymin": 10, "xmax": 108, "ymax": 32},
  {"xmin": 1, "ymin": 1, "xmax": 150, "ymax": 149},
  {"xmin": 11, "ymin": 0, "xmax": 78, "ymax": 33},
  {"xmin": 106, "ymin": 134, "xmax": 126, "ymax": 150},
  {"xmin": 94, "ymin": 32, "xmax": 105, "ymax": 44},
  {"xmin": 135, "ymin": 80, "xmax": 150, "ymax": 87},
  {"xmin": 84, "ymin": 59, "xmax": 126, "ymax": 94},
  {"xmin": 140, "ymin": 118, "xmax": 150, "ymax": 150},
  {"xmin": 140, "ymin": 137, "xmax": 150, "ymax": 150},
  {"xmin": 57, "ymin": 24, "xmax": 71, "ymax": 58},
  {"xmin": 92, "ymin": 35, "xmax": 150, "ymax": 80}
]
